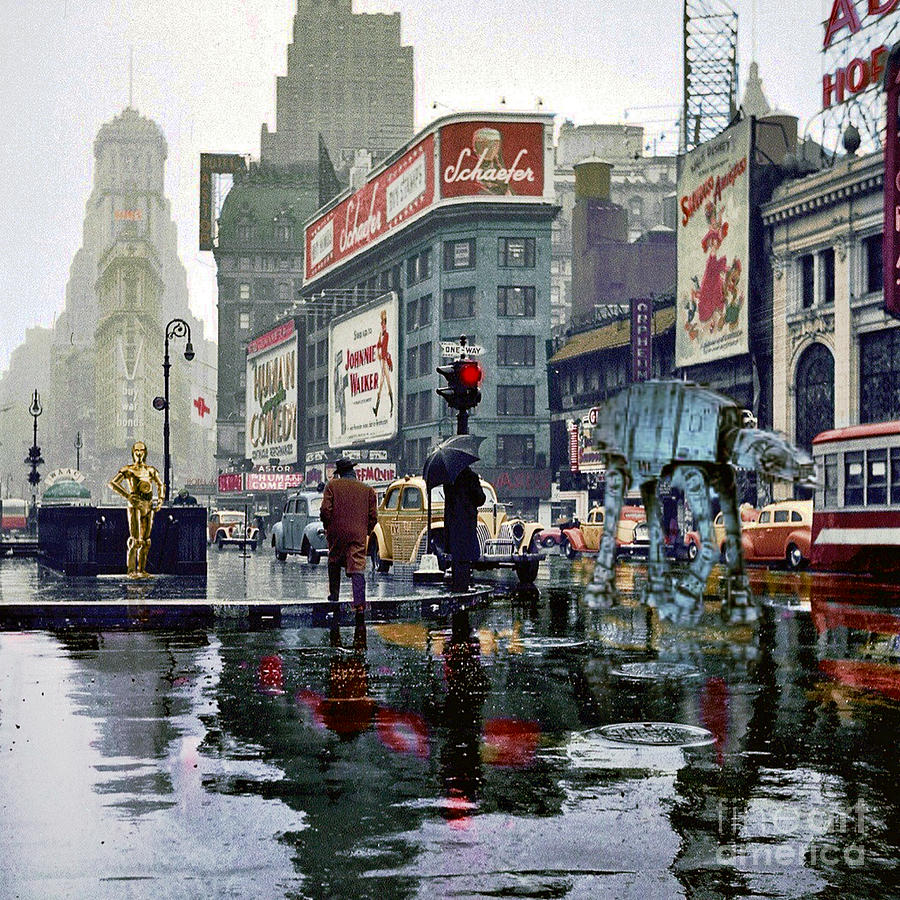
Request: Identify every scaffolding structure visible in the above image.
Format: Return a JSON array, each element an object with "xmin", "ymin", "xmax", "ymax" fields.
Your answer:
[{"xmin": 682, "ymin": 0, "xmax": 739, "ymax": 153}]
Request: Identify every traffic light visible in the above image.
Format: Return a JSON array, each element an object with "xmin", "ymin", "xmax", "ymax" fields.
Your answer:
[{"xmin": 436, "ymin": 358, "xmax": 484, "ymax": 411}]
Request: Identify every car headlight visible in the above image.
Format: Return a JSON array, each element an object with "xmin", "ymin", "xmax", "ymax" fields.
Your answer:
[{"xmin": 511, "ymin": 521, "xmax": 525, "ymax": 543}]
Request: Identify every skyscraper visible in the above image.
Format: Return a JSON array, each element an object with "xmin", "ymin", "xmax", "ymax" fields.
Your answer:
[{"xmin": 260, "ymin": 0, "xmax": 414, "ymax": 167}]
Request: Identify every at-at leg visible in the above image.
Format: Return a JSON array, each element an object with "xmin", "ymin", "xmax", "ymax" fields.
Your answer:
[
  {"xmin": 712, "ymin": 466, "xmax": 755, "ymax": 623},
  {"xmin": 584, "ymin": 460, "xmax": 628, "ymax": 607},
  {"xmin": 668, "ymin": 465, "xmax": 717, "ymax": 624},
  {"xmin": 639, "ymin": 478, "xmax": 670, "ymax": 609}
]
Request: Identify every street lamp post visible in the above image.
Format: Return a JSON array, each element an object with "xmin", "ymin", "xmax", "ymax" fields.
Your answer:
[
  {"xmin": 154, "ymin": 318, "xmax": 194, "ymax": 502},
  {"xmin": 25, "ymin": 390, "xmax": 43, "ymax": 529}
]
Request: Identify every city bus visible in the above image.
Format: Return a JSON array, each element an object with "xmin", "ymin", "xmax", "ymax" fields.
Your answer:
[
  {"xmin": 0, "ymin": 498, "xmax": 28, "ymax": 533},
  {"xmin": 811, "ymin": 420, "xmax": 900, "ymax": 575}
]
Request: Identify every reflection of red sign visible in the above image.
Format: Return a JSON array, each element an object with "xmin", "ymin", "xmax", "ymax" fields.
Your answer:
[
  {"xmin": 217, "ymin": 473, "xmax": 243, "ymax": 492},
  {"xmin": 439, "ymin": 120, "xmax": 544, "ymax": 199},
  {"xmin": 376, "ymin": 708, "xmax": 430, "ymax": 758},
  {"xmin": 305, "ymin": 133, "xmax": 435, "ymax": 281},
  {"xmin": 477, "ymin": 467, "xmax": 552, "ymax": 499}
]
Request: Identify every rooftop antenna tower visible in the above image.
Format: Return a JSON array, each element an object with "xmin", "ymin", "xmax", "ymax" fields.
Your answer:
[{"xmin": 682, "ymin": 0, "xmax": 739, "ymax": 153}]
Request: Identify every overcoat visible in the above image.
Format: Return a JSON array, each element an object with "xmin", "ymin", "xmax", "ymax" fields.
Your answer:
[
  {"xmin": 444, "ymin": 467, "xmax": 486, "ymax": 563},
  {"xmin": 320, "ymin": 475, "xmax": 378, "ymax": 573}
]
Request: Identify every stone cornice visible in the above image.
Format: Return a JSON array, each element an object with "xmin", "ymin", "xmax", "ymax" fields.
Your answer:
[{"xmin": 761, "ymin": 152, "xmax": 883, "ymax": 225}]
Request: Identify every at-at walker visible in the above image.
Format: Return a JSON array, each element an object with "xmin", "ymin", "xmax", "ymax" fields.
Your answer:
[{"xmin": 584, "ymin": 380, "xmax": 819, "ymax": 623}]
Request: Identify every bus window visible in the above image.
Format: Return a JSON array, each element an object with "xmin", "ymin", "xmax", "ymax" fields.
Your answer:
[
  {"xmin": 824, "ymin": 453, "xmax": 838, "ymax": 508},
  {"xmin": 892, "ymin": 447, "xmax": 900, "ymax": 505},
  {"xmin": 867, "ymin": 449, "xmax": 887, "ymax": 505},
  {"xmin": 845, "ymin": 451, "xmax": 864, "ymax": 506}
]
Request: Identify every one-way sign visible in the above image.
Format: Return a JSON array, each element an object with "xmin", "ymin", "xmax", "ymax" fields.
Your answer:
[{"xmin": 440, "ymin": 341, "xmax": 484, "ymax": 357}]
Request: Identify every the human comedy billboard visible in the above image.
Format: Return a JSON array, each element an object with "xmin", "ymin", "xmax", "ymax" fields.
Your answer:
[
  {"xmin": 676, "ymin": 117, "xmax": 751, "ymax": 368},
  {"xmin": 328, "ymin": 293, "xmax": 399, "ymax": 448}
]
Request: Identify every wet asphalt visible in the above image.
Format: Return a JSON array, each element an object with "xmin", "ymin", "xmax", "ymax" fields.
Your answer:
[{"xmin": 1, "ymin": 549, "xmax": 900, "ymax": 899}]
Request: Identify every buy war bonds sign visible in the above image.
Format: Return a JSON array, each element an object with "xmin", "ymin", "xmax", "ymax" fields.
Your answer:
[{"xmin": 676, "ymin": 118, "xmax": 751, "ymax": 368}]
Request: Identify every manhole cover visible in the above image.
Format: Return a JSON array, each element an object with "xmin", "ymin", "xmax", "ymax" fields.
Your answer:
[
  {"xmin": 598, "ymin": 722, "xmax": 715, "ymax": 747},
  {"xmin": 609, "ymin": 662, "xmax": 701, "ymax": 681}
]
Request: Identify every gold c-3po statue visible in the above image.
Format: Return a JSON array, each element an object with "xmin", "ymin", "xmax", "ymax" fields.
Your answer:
[{"xmin": 109, "ymin": 441, "xmax": 166, "ymax": 578}]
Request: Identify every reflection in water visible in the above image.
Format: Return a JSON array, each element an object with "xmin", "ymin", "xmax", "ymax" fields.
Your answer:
[{"xmin": 3, "ymin": 578, "xmax": 900, "ymax": 897}]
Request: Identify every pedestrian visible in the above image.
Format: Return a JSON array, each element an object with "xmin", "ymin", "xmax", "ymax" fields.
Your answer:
[
  {"xmin": 320, "ymin": 457, "xmax": 378, "ymax": 611},
  {"xmin": 444, "ymin": 466, "xmax": 486, "ymax": 592}
]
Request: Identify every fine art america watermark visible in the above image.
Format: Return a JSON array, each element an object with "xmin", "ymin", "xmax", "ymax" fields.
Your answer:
[{"xmin": 716, "ymin": 799, "xmax": 867, "ymax": 868}]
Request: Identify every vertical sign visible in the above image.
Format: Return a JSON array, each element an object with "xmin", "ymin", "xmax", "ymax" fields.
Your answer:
[
  {"xmin": 884, "ymin": 43, "xmax": 900, "ymax": 319},
  {"xmin": 631, "ymin": 298, "xmax": 653, "ymax": 381},
  {"xmin": 568, "ymin": 420, "xmax": 580, "ymax": 472}
]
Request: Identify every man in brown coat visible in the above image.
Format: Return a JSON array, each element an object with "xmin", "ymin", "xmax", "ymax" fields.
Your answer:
[{"xmin": 320, "ymin": 457, "xmax": 378, "ymax": 610}]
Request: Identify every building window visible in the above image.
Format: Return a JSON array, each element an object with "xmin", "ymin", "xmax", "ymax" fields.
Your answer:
[
  {"xmin": 497, "ymin": 286, "xmax": 536, "ymax": 317},
  {"xmin": 240, "ymin": 257, "xmax": 251, "ymax": 271},
  {"xmin": 316, "ymin": 338, "xmax": 327, "ymax": 367},
  {"xmin": 406, "ymin": 345, "xmax": 418, "ymax": 378},
  {"xmin": 821, "ymin": 247, "xmax": 835, "ymax": 306},
  {"xmin": 497, "ymin": 334, "xmax": 535, "ymax": 366},
  {"xmin": 406, "ymin": 298, "xmax": 418, "ymax": 332},
  {"xmin": 443, "ymin": 287, "xmax": 476, "ymax": 319},
  {"xmin": 316, "ymin": 377, "xmax": 326, "ymax": 405},
  {"xmin": 418, "ymin": 342, "xmax": 432, "ymax": 376},
  {"xmin": 497, "ymin": 434, "xmax": 535, "ymax": 467},
  {"xmin": 239, "ymin": 282, "xmax": 251, "ymax": 301},
  {"xmin": 237, "ymin": 223, "xmax": 252, "ymax": 242},
  {"xmin": 498, "ymin": 384, "xmax": 535, "ymax": 416},
  {"xmin": 629, "ymin": 197, "xmax": 643, "ymax": 220},
  {"xmin": 278, "ymin": 283, "xmax": 291, "ymax": 302},
  {"xmin": 794, "ymin": 342, "xmax": 834, "ymax": 450},
  {"xmin": 443, "ymin": 239, "xmax": 475, "ymax": 270},
  {"xmin": 860, "ymin": 328, "xmax": 900, "ymax": 422},
  {"xmin": 276, "ymin": 223, "xmax": 293, "ymax": 242},
  {"xmin": 498, "ymin": 237, "xmax": 535, "ymax": 268},
  {"xmin": 239, "ymin": 311, "xmax": 250, "ymax": 330},
  {"xmin": 419, "ymin": 248, "xmax": 432, "ymax": 280},
  {"xmin": 800, "ymin": 254, "xmax": 814, "ymax": 308},
  {"xmin": 419, "ymin": 390, "xmax": 432, "ymax": 421},
  {"xmin": 405, "ymin": 392, "xmax": 416, "ymax": 423},
  {"xmin": 405, "ymin": 390, "xmax": 432, "ymax": 424},
  {"xmin": 419, "ymin": 294, "xmax": 432, "ymax": 326},
  {"xmin": 307, "ymin": 380, "xmax": 315, "ymax": 406},
  {"xmin": 864, "ymin": 234, "xmax": 883, "ymax": 295}
]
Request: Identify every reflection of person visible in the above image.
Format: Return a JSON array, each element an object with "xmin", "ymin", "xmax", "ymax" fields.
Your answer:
[
  {"xmin": 320, "ymin": 457, "xmax": 378, "ymax": 611},
  {"xmin": 333, "ymin": 349, "xmax": 348, "ymax": 432},
  {"xmin": 444, "ymin": 467, "xmax": 486, "ymax": 592},
  {"xmin": 322, "ymin": 611, "xmax": 373, "ymax": 739},
  {"xmin": 108, "ymin": 441, "xmax": 165, "ymax": 578},
  {"xmin": 372, "ymin": 309, "xmax": 393, "ymax": 417}
]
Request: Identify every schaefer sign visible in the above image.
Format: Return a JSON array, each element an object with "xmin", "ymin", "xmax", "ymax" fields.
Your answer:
[
  {"xmin": 676, "ymin": 118, "xmax": 751, "ymax": 368},
  {"xmin": 305, "ymin": 133, "xmax": 436, "ymax": 282},
  {"xmin": 328, "ymin": 294, "xmax": 399, "ymax": 448},
  {"xmin": 303, "ymin": 114, "xmax": 553, "ymax": 285},
  {"xmin": 245, "ymin": 321, "xmax": 299, "ymax": 465}
]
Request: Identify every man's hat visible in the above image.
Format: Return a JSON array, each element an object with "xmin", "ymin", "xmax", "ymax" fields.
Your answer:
[{"xmin": 334, "ymin": 457, "xmax": 356, "ymax": 474}]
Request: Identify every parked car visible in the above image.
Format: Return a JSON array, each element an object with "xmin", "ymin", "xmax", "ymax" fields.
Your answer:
[
  {"xmin": 684, "ymin": 504, "xmax": 759, "ymax": 561},
  {"xmin": 368, "ymin": 475, "xmax": 545, "ymax": 584},
  {"xmin": 271, "ymin": 491, "xmax": 326, "ymax": 563},
  {"xmin": 559, "ymin": 504, "xmax": 647, "ymax": 558},
  {"xmin": 208, "ymin": 510, "xmax": 259, "ymax": 551},
  {"xmin": 741, "ymin": 499, "xmax": 812, "ymax": 570}
]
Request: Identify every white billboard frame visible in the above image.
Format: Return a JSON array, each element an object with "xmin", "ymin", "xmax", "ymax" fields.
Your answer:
[
  {"xmin": 328, "ymin": 293, "xmax": 399, "ymax": 449},
  {"xmin": 245, "ymin": 323, "xmax": 299, "ymax": 465}
]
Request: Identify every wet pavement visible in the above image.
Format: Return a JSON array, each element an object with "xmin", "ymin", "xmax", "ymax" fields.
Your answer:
[{"xmin": 2, "ymin": 551, "xmax": 900, "ymax": 898}]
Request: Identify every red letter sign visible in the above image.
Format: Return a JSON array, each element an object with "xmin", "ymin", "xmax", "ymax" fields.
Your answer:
[
  {"xmin": 884, "ymin": 44, "xmax": 900, "ymax": 318},
  {"xmin": 824, "ymin": 0, "xmax": 863, "ymax": 48}
]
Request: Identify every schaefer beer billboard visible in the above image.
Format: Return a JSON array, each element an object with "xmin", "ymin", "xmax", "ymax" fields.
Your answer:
[
  {"xmin": 328, "ymin": 294, "xmax": 399, "ymax": 448},
  {"xmin": 676, "ymin": 118, "xmax": 751, "ymax": 368},
  {"xmin": 245, "ymin": 320, "xmax": 299, "ymax": 465},
  {"xmin": 304, "ymin": 113, "xmax": 554, "ymax": 285}
]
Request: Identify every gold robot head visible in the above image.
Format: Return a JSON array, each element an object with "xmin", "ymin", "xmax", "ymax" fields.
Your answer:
[{"xmin": 132, "ymin": 441, "xmax": 147, "ymax": 464}]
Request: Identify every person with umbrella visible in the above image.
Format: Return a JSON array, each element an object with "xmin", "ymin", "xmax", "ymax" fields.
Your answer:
[
  {"xmin": 425, "ymin": 435, "xmax": 486, "ymax": 592},
  {"xmin": 320, "ymin": 457, "xmax": 378, "ymax": 611}
]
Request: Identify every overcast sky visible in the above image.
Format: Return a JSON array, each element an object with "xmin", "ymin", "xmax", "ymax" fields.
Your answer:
[{"xmin": 0, "ymin": 0, "xmax": 826, "ymax": 372}]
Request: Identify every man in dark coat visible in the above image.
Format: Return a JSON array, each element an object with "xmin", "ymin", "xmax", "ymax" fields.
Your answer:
[
  {"xmin": 444, "ymin": 466, "xmax": 486, "ymax": 592},
  {"xmin": 320, "ymin": 457, "xmax": 378, "ymax": 610}
]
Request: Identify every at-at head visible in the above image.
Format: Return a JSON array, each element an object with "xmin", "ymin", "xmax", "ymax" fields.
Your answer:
[{"xmin": 731, "ymin": 429, "xmax": 820, "ymax": 487}]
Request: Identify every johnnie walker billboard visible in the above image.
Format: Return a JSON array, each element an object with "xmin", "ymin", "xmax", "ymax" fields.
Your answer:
[{"xmin": 676, "ymin": 117, "xmax": 751, "ymax": 368}]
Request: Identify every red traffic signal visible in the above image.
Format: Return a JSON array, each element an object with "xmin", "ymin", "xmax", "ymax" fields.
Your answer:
[
  {"xmin": 457, "ymin": 359, "xmax": 483, "ymax": 389},
  {"xmin": 436, "ymin": 358, "xmax": 484, "ymax": 412}
]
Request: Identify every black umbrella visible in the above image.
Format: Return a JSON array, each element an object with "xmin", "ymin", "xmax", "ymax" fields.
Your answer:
[{"xmin": 422, "ymin": 434, "xmax": 485, "ymax": 489}]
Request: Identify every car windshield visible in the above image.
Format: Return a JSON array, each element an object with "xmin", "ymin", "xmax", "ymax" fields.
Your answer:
[{"xmin": 219, "ymin": 513, "xmax": 245, "ymax": 524}]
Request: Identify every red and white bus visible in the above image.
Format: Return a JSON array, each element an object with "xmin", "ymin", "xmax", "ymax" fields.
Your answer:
[
  {"xmin": 0, "ymin": 498, "xmax": 28, "ymax": 533},
  {"xmin": 811, "ymin": 421, "xmax": 900, "ymax": 575}
]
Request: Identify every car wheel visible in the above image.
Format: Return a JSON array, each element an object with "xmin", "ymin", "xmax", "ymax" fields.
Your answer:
[
  {"xmin": 216, "ymin": 534, "xmax": 225, "ymax": 551},
  {"xmin": 561, "ymin": 537, "xmax": 577, "ymax": 560},
  {"xmin": 786, "ymin": 543, "xmax": 804, "ymax": 571},
  {"xmin": 687, "ymin": 541, "xmax": 698, "ymax": 561},
  {"xmin": 275, "ymin": 549, "xmax": 287, "ymax": 562},
  {"xmin": 541, "ymin": 536, "xmax": 557, "ymax": 549},
  {"xmin": 371, "ymin": 543, "xmax": 390, "ymax": 573},
  {"xmin": 307, "ymin": 544, "xmax": 320, "ymax": 565}
]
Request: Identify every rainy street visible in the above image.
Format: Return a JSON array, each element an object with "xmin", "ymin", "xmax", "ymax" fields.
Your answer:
[{"xmin": 2, "ymin": 552, "xmax": 900, "ymax": 899}]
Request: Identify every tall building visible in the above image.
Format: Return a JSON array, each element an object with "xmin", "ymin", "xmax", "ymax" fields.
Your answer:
[
  {"xmin": 260, "ymin": 0, "xmax": 414, "ymax": 167},
  {"xmin": 27, "ymin": 106, "xmax": 217, "ymax": 498}
]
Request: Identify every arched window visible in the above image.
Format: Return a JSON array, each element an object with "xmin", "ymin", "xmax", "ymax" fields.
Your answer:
[{"xmin": 795, "ymin": 342, "xmax": 834, "ymax": 450}]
